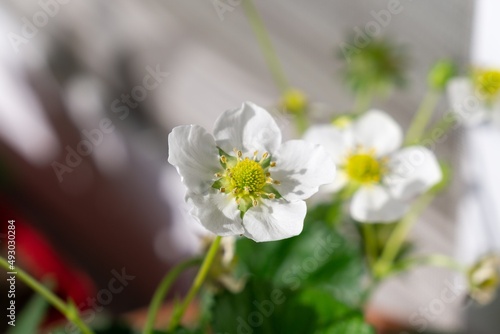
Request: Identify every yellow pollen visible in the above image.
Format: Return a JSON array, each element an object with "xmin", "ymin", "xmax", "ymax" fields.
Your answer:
[
  {"xmin": 345, "ymin": 152, "xmax": 385, "ymax": 184},
  {"xmin": 212, "ymin": 149, "xmax": 282, "ymax": 214},
  {"xmin": 230, "ymin": 159, "xmax": 266, "ymax": 193}
]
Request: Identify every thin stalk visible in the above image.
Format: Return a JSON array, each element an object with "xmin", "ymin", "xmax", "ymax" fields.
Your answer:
[
  {"xmin": 353, "ymin": 89, "xmax": 373, "ymax": 115},
  {"xmin": 295, "ymin": 112, "xmax": 309, "ymax": 135},
  {"xmin": 0, "ymin": 257, "xmax": 94, "ymax": 334},
  {"xmin": 405, "ymin": 90, "xmax": 441, "ymax": 145},
  {"xmin": 420, "ymin": 110, "xmax": 458, "ymax": 143},
  {"xmin": 143, "ymin": 258, "xmax": 202, "ymax": 334},
  {"xmin": 374, "ymin": 192, "xmax": 436, "ymax": 278},
  {"xmin": 361, "ymin": 224, "xmax": 378, "ymax": 275},
  {"xmin": 391, "ymin": 254, "xmax": 466, "ymax": 274},
  {"xmin": 242, "ymin": 0, "xmax": 289, "ymax": 93},
  {"xmin": 168, "ymin": 236, "xmax": 222, "ymax": 331}
]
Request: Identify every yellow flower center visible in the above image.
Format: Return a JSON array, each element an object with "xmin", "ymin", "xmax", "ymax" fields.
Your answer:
[
  {"xmin": 212, "ymin": 148, "xmax": 282, "ymax": 217},
  {"xmin": 230, "ymin": 159, "xmax": 266, "ymax": 192},
  {"xmin": 474, "ymin": 69, "xmax": 500, "ymax": 102},
  {"xmin": 345, "ymin": 152, "xmax": 385, "ymax": 184}
]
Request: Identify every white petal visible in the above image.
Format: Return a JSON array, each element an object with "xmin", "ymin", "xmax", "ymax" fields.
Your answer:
[
  {"xmin": 447, "ymin": 77, "xmax": 473, "ymax": 110},
  {"xmin": 168, "ymin": 125, "xmax": 221, "ymax": 194},
  {"xmin": 352, "ymin": 109, "xmax": 403, "ymax": 156},
  {"xmin": 271, "ymin": 140, "xmax": 336, "ymax": 201},
  {"xmin": 447, "ymin": 77, "xmax": 491, "ymax": 126},
  {"xmin": 242, "ymin": 199, "xmax": 306, "ymax": 242},
  {"xmin": 323, "ymin": 170, "xmax": 348, "ymax": 193},
  {"xmin": 303, "ymin": 125, "xmax": 353, "ymax": 163},
  {"xmin": 350, "ymin": 185, "xmax": 408, "ymax": 223},
  {"xmin": 187, "ymin": 192, "xmax": 244, "ymax": 236},
  {"xmin": 385, "ymin": 146, "xmax": 442, "ymax": 201},
  {"xmin": 213, "ymin": 102, "xmax": 282, "ymax": 155}
]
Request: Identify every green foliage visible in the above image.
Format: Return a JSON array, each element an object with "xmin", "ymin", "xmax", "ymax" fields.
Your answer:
[{"xmin": 204, "ymin": 205, "xmax": 374, "ymax": 333}]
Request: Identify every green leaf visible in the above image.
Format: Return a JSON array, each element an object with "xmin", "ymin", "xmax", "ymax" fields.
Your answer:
[
  {"xmin": 204, "ymin": 203, "xmax": 374, "ymax": 333},
  {"xmin": 322, "ymin": 315, "xmax": 375, "ymax": 334},
  {"xmin": 234, "ymin": 210, "xmax": 366, "ymax": 306},
  {"xmin": 209, "ymin": 279, "xmax": 374, "ymax": 334}
]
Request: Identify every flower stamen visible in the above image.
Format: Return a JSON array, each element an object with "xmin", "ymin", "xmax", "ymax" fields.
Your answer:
[
  {"xmin": 212, "ymin": 148, "xmax": 283, "ymax": 216},
  {"xmin": 344, "ymin": 148, "xmax": 387, "ymax": 184}
]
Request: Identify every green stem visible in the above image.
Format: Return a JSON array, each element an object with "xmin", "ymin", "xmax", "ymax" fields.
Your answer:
[
  {"xmin": 420, "ymin": 110, "xmax": 458, "ymax": 143},
  {"xmin": 353, "ymin": 89, "xmax": 373, "ymax": 115},
  {"xmin": 405, "ymin": 90, "xmax": 440, "ymax": 145},
  {"xmin": 295, "ymin": 112, "xmax": 309, "ymax": 135},
  {"xmin": 144, "ymin": 258, "xmax": 202, "ymax": 334},
  {"xmin": 168, "ymin": 236, "xmax": 222, "ymax": 331},
  {"xmin": 361, "ymin": 224, "xmax": 378, "ymax": 275},
  {"xmin": 392, "ymin": 254, "xmax": 466, "ymax": 274},
  {"xmin": 374, "ymin": 192, "xmax": 436, "ymax": 278},
  {"xmin": 0, "ymin": 257, "xmax": 94, "ymax": 334},
  {"xmin": 242, "ymin": 0, "xmax": 289, "ymax": 93}
]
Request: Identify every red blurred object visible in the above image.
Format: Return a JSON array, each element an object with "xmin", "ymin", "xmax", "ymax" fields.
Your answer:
[{"xmin": 0, "ymin": 195, "xmax": 95, "ymax": 318}]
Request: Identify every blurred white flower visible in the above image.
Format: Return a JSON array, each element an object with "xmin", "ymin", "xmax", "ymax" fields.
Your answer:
[
  {"xmin": 447, "ymin": 69, "xmax": 500, "ymax": 127},
  {"xmin": 304, "ymin": 110, "xmax": 442, "ymax": 223},
  {"xmin": 168, "ymin": 102, "xmax": 335, "ymax": 242},
  {"xmin": 467, "ymin": 254, "xmax": 500, "ymax": 305}
]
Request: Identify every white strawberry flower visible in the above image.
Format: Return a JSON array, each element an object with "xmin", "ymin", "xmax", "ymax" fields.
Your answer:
[
  {"xmin": 168, "ymin": 102, "xmax": 335, "ymax": 242},
  {"xmin": 304, "ymin": 110, "xmax": 442, "ymax": 223},
  {"xmin": 447, "ymin": 69, "xmax": 500, "ymax": 127}
]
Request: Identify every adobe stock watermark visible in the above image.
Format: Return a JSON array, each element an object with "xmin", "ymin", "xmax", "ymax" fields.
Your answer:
[
  {"xmin": 408, "ymin": 276, "xmax": 471, "ymax": 333},
  {"xmin": 7, "ymin": 0, "xmax": 73, "ymax": 53},
  {"xmin": 216, "ymin": 234, "xmax": 339, "ymax": 334},
  {"xmin": 51, "ymin": 64, "xmax": 169, "ymax": 182},
  {"xmin": 339, "ymin": 0, "xmax": 411, "ymax": 62},
  {"xmin": 63, "ymin": 268, "xmax": 135, "ymax": 334},
  {"xmin": 212, "ymin": 0, "xmax": 242, "ymax": 21}
]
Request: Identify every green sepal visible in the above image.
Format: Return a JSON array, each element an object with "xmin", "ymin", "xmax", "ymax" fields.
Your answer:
[
  {"xmin": 238, "ymin": 197, "xmax": 253, "ymax": 218},
  {"xmin": 259, "ymin": 155, "xmax": 272, "ymax": 169},
  {"xmin": 262, "ymin": 184, "xmax": 282, "ymax": 199},
  {"xmin": 217, "ymin": 147, "xmax": 237, "ymax": 168},
  {"xmin": 212, "ymin": 179, "xmax": 224, "ymax": 190}
]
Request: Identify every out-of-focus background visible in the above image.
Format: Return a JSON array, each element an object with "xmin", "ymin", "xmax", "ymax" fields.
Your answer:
[{"xmin": 0, "ymin": 0, "xmax": 497, "ymax": 333}]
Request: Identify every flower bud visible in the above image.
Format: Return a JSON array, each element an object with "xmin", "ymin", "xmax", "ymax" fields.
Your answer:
[
  {"xmin": 467, "ymin": 254, "xmax": 500, "ymax": 304},
  {"xmin": 428, "ymin": 59, "xmax": 457, "ymax": 91}
]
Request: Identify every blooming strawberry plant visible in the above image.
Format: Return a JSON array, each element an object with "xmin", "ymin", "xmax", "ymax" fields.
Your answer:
[{"xmin": 1, "ymin": 2, "xmax": 499, "ymax": 334}]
